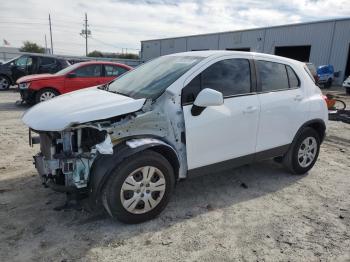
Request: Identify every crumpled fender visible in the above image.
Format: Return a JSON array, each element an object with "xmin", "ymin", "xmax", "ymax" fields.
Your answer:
[{"xmin": 88, "ymin": 137, "xmax": 179, "ymax": 208}]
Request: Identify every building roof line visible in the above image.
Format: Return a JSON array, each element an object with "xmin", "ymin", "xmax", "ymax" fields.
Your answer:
[{"xmin": 141, "ymin": 17, "xmax": 350, "ymax": 43}]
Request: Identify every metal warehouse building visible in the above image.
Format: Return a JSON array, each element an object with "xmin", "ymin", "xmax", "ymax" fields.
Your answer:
[{"xmin": 141, "ymin": 18, "xmax": 350, "ymax": 84}]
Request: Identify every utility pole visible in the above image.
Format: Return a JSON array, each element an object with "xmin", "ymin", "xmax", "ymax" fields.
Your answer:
[
  {"xmin": 80, "ymin": 13, "xmax": 91, "ymax": 56},
  {"xmin": 44, "ymin": 34, "xmax": 48, "ymax": 54},
  {"xmin": 49, "ymin": 14, "xmax": 53, "ymax": 54}
]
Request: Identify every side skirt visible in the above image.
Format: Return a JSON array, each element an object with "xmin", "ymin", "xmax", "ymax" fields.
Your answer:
[{"xmin": 187, "ymin": 144, "xmax": 290, "ymax": 176}]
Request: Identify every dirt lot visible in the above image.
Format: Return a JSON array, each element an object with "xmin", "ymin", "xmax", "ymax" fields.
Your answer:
[{"xmin": 0, "ymin": 88, "xmax": 349, "ymax": 262}]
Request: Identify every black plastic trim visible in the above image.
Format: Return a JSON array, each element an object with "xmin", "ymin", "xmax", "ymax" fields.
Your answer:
[
  {"xmin": 191, "ymin": 104, "xmax": 206, "ymax": 116},
  {"xmin": 188, "ymin": 144, "xmax": 290, "ymax": 176}
]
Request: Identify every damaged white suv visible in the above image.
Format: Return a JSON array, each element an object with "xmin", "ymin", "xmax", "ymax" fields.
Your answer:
[{"xmin": 23, "ymin": 51, "xmax": 328, "ymax": 223}]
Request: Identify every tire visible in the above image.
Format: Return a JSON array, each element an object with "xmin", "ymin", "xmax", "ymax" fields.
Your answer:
[
  {"xmin": 283, "ymin": 127, "xmax": 320, "ymax": 175},
  {"xmin": 0, "ymin": 75, "xmax": 11, "ymax": 90},
  {"xmin": 346, "ymin": 87, "xmax": 350, "ymax": 95},
  {"xmin": 324, "ymin": 78, "xmax": 332, "ymax": 89},
  {"xmin": 103, "ymin": 150, "xmax": 175, "ymax": 224},
  {"xmin": 35, "ymin": 88, "xmax": 59, "ymax": 103}
]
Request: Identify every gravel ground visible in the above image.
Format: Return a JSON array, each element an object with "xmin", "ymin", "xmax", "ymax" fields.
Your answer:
[{"xmin": 0, "ymin": 88, "xmax": 349, "ymax": 262}]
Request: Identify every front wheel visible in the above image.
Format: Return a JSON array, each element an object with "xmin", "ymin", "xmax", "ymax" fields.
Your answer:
[
  {"xmin": 283, "ymin": 127, "xmax": 320, "ymax": 174},
  {"xmin": 35, "ymin": 88, "xmax": 59, "ymax": 103},
  {"xmin": 103, "ymin": 150, "xmax": 175, "ymax": 224}
]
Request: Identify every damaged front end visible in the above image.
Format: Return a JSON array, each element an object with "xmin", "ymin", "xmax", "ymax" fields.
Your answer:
[{"xmin": 32, "ymin": 127, "xmax": 111, "ymax": 192}]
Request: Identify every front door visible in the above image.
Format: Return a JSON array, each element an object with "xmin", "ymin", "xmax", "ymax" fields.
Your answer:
[
  {"xmin": 11, "ymin": 55, "xmax": 32, "ymax": 81},
  {"xmin": 64, "ymin": 64, "xmax": 103, "ymax": 93},
  {"xmin": 182, "ymin": 58, "xmax": 260, "ymax": 170}
]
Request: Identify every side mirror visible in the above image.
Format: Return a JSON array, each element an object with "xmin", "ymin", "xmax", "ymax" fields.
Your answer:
[
  {"xmin": 191, "ymin": 88, "xmax": 224, "ymax": 116},
  {"xmin": 67, "ymin": 72, "xmax": 76, "ymax": 78}
]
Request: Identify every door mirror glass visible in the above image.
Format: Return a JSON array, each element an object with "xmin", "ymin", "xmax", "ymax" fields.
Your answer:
[
  {"xmin": 194, "ymin": 88, "xmax": 224, "ymax": 107},
  {"xmin": 67, "ymin": 72, "xmax": 77, "ymax": 78}
]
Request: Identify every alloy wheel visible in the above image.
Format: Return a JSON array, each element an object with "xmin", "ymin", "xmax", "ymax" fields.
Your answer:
[
  {"xmin": 39, "ymin": 91, "xmax": 56, "ymax": 102},
  {"xmin": 297, "ymin": 137, "xmax": 317, "ymax": 168},
  {"xmin": 0, "ymin": 77, "xmax": 10, "ymax": 90}
]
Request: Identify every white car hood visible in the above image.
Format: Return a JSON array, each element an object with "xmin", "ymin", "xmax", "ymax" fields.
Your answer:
[{"xmin": 22, "ymin": 87, "xmax": 145, "ymax": 131}]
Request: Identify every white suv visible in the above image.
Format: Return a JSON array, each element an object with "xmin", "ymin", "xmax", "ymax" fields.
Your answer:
[{"xmin": 22, "ymin": 51, "xmax": 328, "ymax": 223}]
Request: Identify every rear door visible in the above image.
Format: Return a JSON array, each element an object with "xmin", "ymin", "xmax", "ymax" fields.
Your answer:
[
  {"xmin": 255, "ymin": 59, "xmax": 308, "ymax": 153},
  {"xmin": 64, "ymin": 64, "xmax": 102, "ymax": 92},
  {"xmin": 102, "ymin": 64, "xmax": 128, "ymax": 83},
  {"xmin": 38, "ymin": 57, "xmax": 57, "ymax": 74},
  {"xmin": 182, "ymin": 57, "xmax": 260, "ymax": 170}
]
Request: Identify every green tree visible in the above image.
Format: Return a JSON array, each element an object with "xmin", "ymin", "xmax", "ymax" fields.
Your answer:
[
  {"xmin": 117, "ymin": 53, "xmax": 139, "ymax": 59},
  {"xmin": 19, "ymin": 41, "xmax": 45, "ymax": 53},
  {"xmin": 87, "ymin": 50, "xmax": 104, "ymax": 57}
]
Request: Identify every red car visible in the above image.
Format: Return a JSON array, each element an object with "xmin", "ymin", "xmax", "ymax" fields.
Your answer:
[{"xmin": 17, "ymin": 61, "xmax": 132, "ymax": 104}]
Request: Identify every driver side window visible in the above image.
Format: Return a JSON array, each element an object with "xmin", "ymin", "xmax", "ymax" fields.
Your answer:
[
  {"xmin": 15, "ymin": 56, "xmax": 32, "ymax": 67},
  {"xmin": 182, "ymin": 58, "xmax": 252, "ymax": 105},
  {"xmin": 73, "ymin": 65, "xmax": 102, "ymax": 77}
]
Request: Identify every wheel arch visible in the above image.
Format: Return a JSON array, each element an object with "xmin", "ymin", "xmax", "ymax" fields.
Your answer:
[
  {"xmin": 88, "ymin": 137, "xmax": 180, "ymax": 209},
  {"xmin": 36, "ymin": 86, "xmax": 61, "ymax": 95},
  {"xmin": 294, "ymin": 119, "xmax": 326, "ymax": 143}
]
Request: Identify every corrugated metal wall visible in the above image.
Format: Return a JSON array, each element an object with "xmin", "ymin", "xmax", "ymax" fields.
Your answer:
[{"xmin": 141, "ymin": 18, "xmax": 350, "ymax": 84}]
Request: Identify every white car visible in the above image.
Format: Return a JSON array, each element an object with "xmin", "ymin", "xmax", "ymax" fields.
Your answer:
[
  {"xmin": 343, "ymin": 75, "xmax": 350, "ymax": 94},
  {"xmin": 22, "ymin": 51, "xmax": 328, "ymax": 223}
]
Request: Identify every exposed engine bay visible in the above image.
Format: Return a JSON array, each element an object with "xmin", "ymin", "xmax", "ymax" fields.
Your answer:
[{"xmin": 29, "ymin": 91, "xmax": 187, "ymax": 199}]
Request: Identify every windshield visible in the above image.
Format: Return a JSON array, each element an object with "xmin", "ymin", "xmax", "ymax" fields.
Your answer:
[
  {"xmin": 55, "ymin": 63, "xmax": 81, "ymax": 75},
  {"xmin": 107, "ymin": 55, "xmax": 203, "ymax": 99},
  {"xmin": 3, "ymin": 56, "xmax": 19, "ymax": 65}
]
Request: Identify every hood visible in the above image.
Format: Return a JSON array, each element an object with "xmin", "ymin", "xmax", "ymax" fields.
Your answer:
[
  {"xmin": 17, "ymin": 74, "xmax": 59, "ymax": 83},
  {"xmin": 22, "ymin": 87, "xmax": 146, "ymax": 131}
]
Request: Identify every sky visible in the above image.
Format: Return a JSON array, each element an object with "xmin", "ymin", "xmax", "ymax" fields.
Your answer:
[{"xmin": 0, "ymin": 0, "xmax": 349, "ymax": 56}]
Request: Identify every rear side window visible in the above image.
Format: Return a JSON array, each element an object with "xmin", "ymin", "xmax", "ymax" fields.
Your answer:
[
  {"xmin": 286, "ymin": 66, "xmax": 300, "ymax": 88},
  {"xmin": 182, "ymin": 58, "xmax": 251, "ymax": 104},
  {"xmin": 74, "ymin": 64, "xmax": 102, "ymax": 77},
  {"xmin": 40, "ymin": 57, "xmax": 56, "ymax": 66},
  {"xmin": 104, "ymin": 65, "xmax": 127, "ymax": 77},
  {"xmin": 257, "ymin": 60, "xmax": 289, "ymax": 91}
]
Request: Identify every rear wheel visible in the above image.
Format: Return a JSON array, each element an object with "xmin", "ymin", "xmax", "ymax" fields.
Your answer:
[
  {"xmin": 35, "ymin": 88, "xmax": 59, "ymax": 103},
  {"xmin": 283, "ymin": 127, "xmax": 320, "ymax": 174},
  {"xmin": 0, "ymin": 76, "xmax": 10, "ymax": 90},
  {"xmin": 103, "ymin": 150, "xmax": 175, "ymax": 224}
]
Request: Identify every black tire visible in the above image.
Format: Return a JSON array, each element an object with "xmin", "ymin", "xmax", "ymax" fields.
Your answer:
[
  {"xmin": 103, "ymin": 150, "xmax": 175, "ymax": 224},
  {"xmin": 0, "ymin": 75, "xmax": 11, "ymax": 90},
  {"xmin": 283, "ymin": 127, "xmax": 320, "ymax": 175},
  {"xmin": 324, "ymin": 78, "xmax": 332, "ymax": 89},
  {"xmin": 346, "ymin": 87, "xmax": 350, "ymax": 95},
  {"xmin": 35, "ymin": 88, "xmax": 59, "ymax": 103}
]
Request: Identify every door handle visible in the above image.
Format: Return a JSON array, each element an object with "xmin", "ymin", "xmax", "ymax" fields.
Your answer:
[
  {"xmin": 243, "ymin": 106, "xmax": 258, "ymax": 114},
  {"xmin": 294, "ymin": 94, "xmax": 303, "ymax": 101}
]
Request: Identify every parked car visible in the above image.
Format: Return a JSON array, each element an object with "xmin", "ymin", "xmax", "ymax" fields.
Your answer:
[
  {"xmin": 22, "ymin": 51, "xmax": 328, "ymax": 224},
  {"xmin": 0, "ymin": 54, "xmax": 70, "ymax": 90},
  {"xmin": 305, "ymin": 62, "xmax": 318, "ymax": 83},
  {"xmin": 317, "ymin": 64, "xmax": 334, "ymax": 88},
  {"xmin": 343, "ymin": 75, "xmax": 350, "ymax": 95},
  {"xmin": 17, "ymin": 61, "xmax": 132, "ymax": 104}
]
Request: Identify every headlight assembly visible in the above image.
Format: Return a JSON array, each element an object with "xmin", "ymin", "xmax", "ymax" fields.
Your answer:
[{"xmin": 19, "ymin": 82, "xmax": 31, "ymax": 89}]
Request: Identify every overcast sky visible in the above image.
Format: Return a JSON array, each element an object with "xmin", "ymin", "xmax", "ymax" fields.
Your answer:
[{"xmin": 0, "ymin": 0, "xmax": 349, "ymax": 56}]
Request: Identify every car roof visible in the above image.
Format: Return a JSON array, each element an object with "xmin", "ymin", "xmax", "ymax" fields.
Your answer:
[
  {"xmin": 167, "ymin": 50, "xmax": 303, "ymax": 66},
  {"xmin": 73, "ymin": 60, "xmax": 132, "ymax": 68}
]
